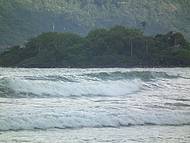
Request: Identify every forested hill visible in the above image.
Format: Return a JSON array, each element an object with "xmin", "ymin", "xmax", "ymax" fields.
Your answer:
[
  {"xmin": 0, "ymin": 0, "xmax": 190, "ymax": 47},
  {"xmin": 0, "ymin": 26, "xmax": 190, "ymax": 68}
]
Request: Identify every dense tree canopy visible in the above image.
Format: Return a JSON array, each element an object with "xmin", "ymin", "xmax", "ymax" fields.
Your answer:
[{"xmin": 0, "ymin": 26, "xmax": 190, "ymax": 68}]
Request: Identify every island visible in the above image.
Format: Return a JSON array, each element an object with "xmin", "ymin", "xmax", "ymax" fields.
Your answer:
[{"xmin": 0, "ymin": 26, "xmax": 190, "ymax": 68}]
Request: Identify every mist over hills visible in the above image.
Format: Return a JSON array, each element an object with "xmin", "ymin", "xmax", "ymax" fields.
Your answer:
[{"xmin": 0, "ymin": 0, "xmax": 190, "ymax": 47}]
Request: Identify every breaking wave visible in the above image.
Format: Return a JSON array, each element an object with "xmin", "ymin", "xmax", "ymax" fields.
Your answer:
[
  {"xmin": 0, "ymin": 70, "xmax": 185, "ymax": 98},
  {"xmin": 0, "ymin": 68, "xmax": 190, "ymax": 132},
  {"xmin": 0, "ymin": 109, "xmax": 190, "ymax": 131},
  {"xmin": 0, "ymin": 77, "xmax": 141, "ymax": 98}
]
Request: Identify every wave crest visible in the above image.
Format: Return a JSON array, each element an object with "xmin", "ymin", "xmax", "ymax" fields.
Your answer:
[
  {"xmin": 0, "ymin": 109, "xmax": 189, "ymax": 131},
  {"xmin": 84, "ymin": 71, "xmax": 182, "ymax": 81},
  {"xmin": 0, "ymin": 77, "xmax": 141, "ymax": 98},
  {"xmin": 0, "ymin": 70, "xmax": 185, "ymax": 98}
]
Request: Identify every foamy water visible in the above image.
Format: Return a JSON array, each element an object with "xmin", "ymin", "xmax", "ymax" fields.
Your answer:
[{"xmin": 0, "ymin": 68, "xmax": 190, "ymax": 142}]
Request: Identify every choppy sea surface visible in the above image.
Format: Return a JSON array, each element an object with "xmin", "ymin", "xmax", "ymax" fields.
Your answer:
[{"xmin": 0, "ymin": 68, "xmax": 190, "ymax": 143}]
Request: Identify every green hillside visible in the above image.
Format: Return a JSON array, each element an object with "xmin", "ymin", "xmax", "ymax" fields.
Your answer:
[{"xmin": 0, "ymin": 0, "xmax": 190, "ymax": 47}]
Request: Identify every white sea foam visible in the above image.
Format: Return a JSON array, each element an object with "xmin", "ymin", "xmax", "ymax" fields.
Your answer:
[
  {"xmin": 4, "ymin": 77, "xmax": 142, "ymax": 97},
  {"xmin": 0, "ymin": 68, "xmax": 190, "ymax": 131},
  {"xmin": 0, "ymin": 69, "xmax": 186, "ymax": 98},
  {"xmin": 0, "ymin": 107, "xmax": 190, "ymax": 131}
]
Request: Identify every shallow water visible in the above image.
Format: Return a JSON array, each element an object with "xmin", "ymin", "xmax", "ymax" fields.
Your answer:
[{"xmin": 0, "ymin": 68, "xmax": 190, "ymax": 142}]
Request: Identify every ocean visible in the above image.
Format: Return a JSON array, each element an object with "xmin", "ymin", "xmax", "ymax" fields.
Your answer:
[{"xmin": 0, "ymin": 68, "xmax": 190, "ymax": 143}]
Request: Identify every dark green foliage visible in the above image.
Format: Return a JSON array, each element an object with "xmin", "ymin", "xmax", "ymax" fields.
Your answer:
[{"xmin": 0, "ymin": 26, "xmax": 190, "ymax": 68}]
